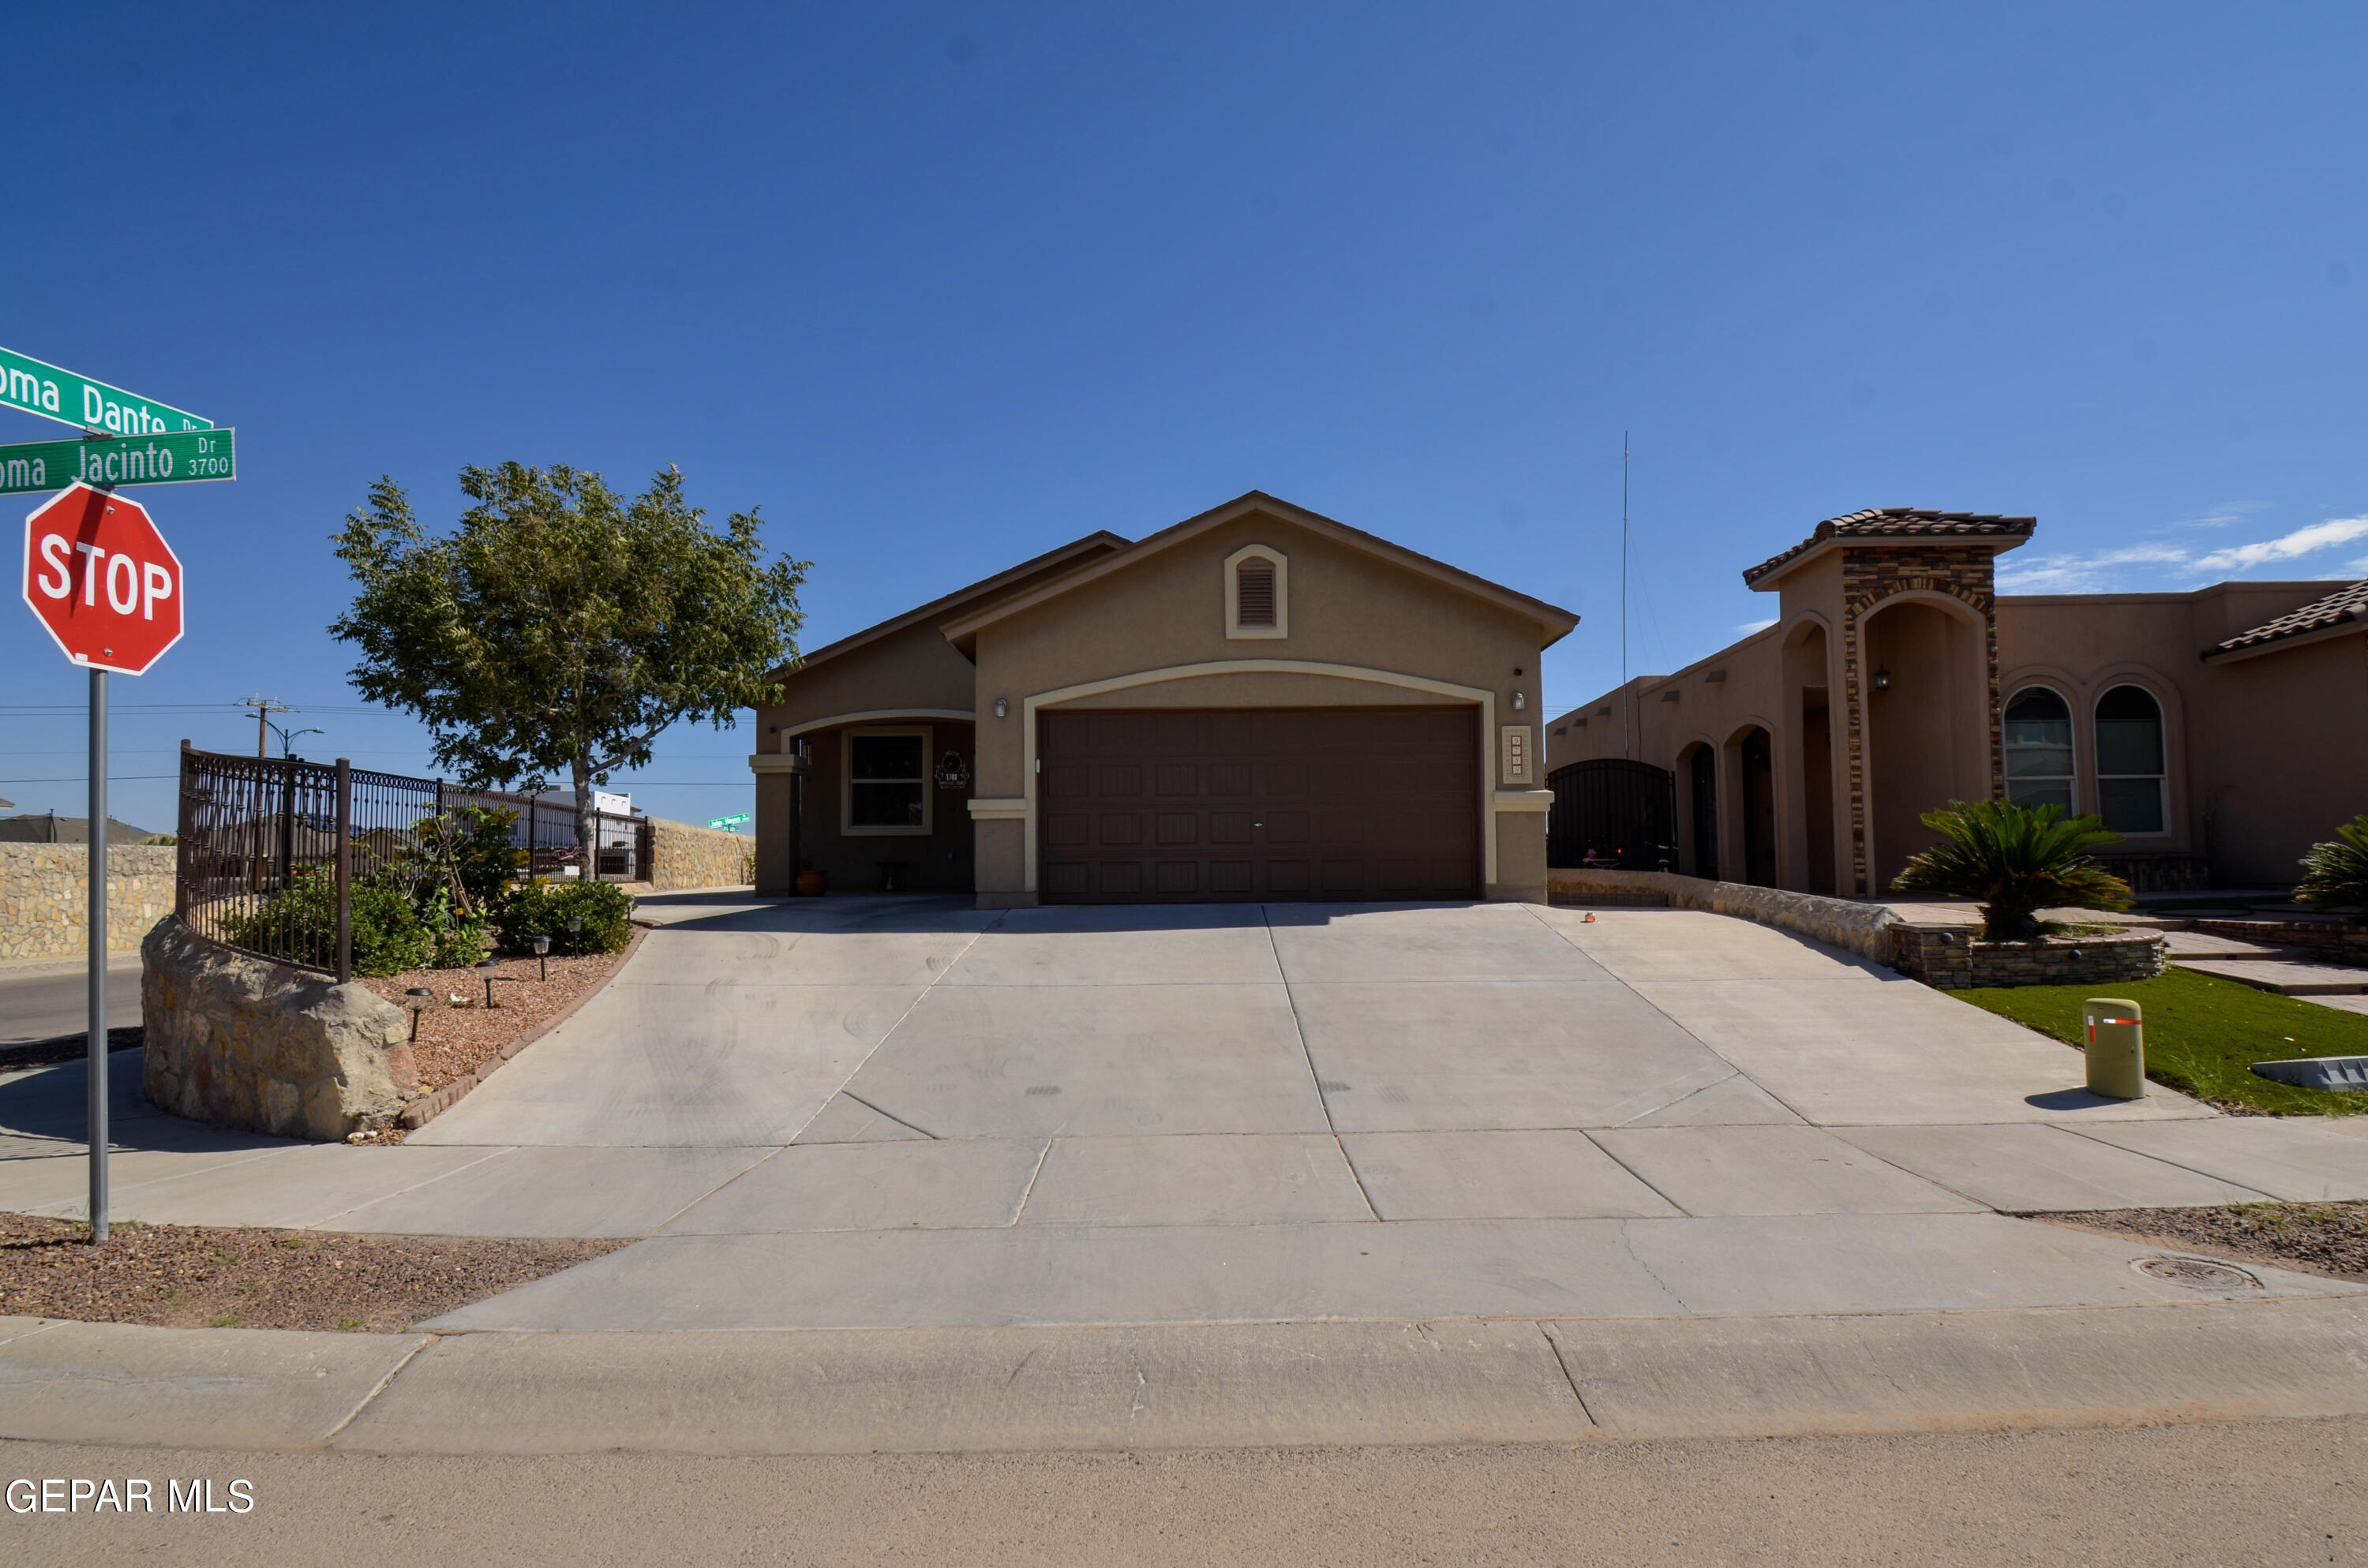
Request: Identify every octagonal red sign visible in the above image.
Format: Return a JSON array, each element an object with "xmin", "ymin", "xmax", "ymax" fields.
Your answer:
[{"xmin": 21, "ymin": 481, "xmax": 185, "ymax": 675}]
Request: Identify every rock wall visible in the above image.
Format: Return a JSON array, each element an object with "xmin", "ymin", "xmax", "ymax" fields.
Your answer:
[
  {"xmin": 646, "ymin": 818, "xmax": 753, "ymax": 891},
  {"xmin": 142, "ymin": 915, "xmax": 417, "ymax": 1141},
  {"xmin": 1548, "ymin": 866, "xmax": 1903, "ymax": 965},
  {"xmin": 0, "ymin": 843, "xmax": 177, "ymax": 962},
  {"xmin": 1549, "ymin": 866, "xmax": 2167, "ymax": 989}
]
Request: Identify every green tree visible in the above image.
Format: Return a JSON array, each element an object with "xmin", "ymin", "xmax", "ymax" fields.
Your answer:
[
  {"xmin": 2296, "ymin": 815, "xmax": 2368, "ymax": 922},
  {"xmin": 1889, "ymin": 798, "xmax": 2134, "ymax": 940},
  {"xmin": 331, "ymin": 463, "xmax": 807, "ymax": 855}
]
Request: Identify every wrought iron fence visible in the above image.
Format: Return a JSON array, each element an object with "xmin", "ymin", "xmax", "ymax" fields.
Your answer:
[
  {"xmin": 176, "ymin": 744, "xmax": 650, "ymax": 980},
  {"xmin": 1546, "ymin": 758, "xmax": 1677, "ymax": 871}
]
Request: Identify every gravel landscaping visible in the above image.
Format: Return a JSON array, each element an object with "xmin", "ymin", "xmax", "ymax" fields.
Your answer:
[
  {"xmin": 358, "ymin": 941, "xmax": 635, "ymax": 1098},
  {"xmin": 2040, "ymin": 1202, "xmax": 2368, "ymax": 1283},
  {"xmin": 0, "ymin": 1212, "xmax": 624, "ymax": 1332}
]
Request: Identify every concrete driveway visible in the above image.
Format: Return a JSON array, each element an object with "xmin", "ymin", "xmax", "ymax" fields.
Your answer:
[{"xmin": 7, "ymin": 896, "xmax": 2368, "ymax": 1334}]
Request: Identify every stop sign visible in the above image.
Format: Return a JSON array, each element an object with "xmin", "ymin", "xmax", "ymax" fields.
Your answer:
[{"xmin": 21, "ymin": 481, "xmax": 185, "ymax": 675}]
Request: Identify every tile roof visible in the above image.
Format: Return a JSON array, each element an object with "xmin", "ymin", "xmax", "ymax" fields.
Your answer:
[
  {"xmin": 1740, "ymin": 507, "xmax": 2037, "ymax": 586},
  {"xmin": 2204, "ymin": 577, "xmax": 2368, "ymax": 661}
]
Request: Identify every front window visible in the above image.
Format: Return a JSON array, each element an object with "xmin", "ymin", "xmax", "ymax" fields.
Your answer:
[
  {"xmin": 2003, "ymin": 687, "xmax": 2075, "ymax": 811},
  {"xmin": 2094, "ymin": 685, "xmax": 2166, "ymax": 834},
  {"xmin": 848, "ymin": 731, "xmax": 927, "ymax": 830}
]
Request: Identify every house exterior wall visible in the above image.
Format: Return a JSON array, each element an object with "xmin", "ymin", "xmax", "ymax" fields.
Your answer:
[
  {"xmin": 965, "ymin": 510, "xmax": 1556, "ymax": 906},
  {"xmin": 1551, "ymin": 562, "xmax": 2362, "ymax": 897},
  {"xmin": 1996, "ymin": 582, "xmax": 2366, "ymax": 885}
]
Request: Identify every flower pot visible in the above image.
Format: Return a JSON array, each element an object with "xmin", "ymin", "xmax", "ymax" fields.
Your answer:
[{"xmin": 795, "ymin": 869, "xmax": 828, "ymax": 898}]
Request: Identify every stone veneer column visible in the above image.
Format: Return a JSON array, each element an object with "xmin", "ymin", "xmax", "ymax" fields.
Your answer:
[{"xmin": 1835, "ymin": 544, "xmax": 2009, "ymax": 899}]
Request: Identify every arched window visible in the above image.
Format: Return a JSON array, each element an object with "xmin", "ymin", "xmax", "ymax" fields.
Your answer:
[
  {"xmin": 2094, "ymin": 685, "xmax": 2166, "ymax": 834},
  {"xmin": 2003, "ymin": 687, "xmax": 2074, "ymax": 811}
]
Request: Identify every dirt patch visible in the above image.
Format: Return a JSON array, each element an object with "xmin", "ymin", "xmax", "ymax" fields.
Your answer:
[
  {"xmin": 358, "ymin": 946, "xmax": 631, "ymax": 1098},
  {"xmin": 0, "ymin": 1212, "xmax": 624, "ymax": 1332},
  {"xmin": 2038, "ymin": 1201, "xmax": 2368, "ymax": 1283}
]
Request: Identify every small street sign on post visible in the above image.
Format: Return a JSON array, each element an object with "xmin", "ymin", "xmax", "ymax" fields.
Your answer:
[
  {"xmin": 708, "ymin": 813, "xmax": 751, "ymax": 830},
  {"xmin": 0, "ymin": 429, "xmax": 235, "ymax": 496},
  {"xmin": 0, "ymin": 346, "xmax": 212, "ymax": 434},
  {"xmin": 21, "ymin": 481, "xmax": 193, "ymax": 1244}
]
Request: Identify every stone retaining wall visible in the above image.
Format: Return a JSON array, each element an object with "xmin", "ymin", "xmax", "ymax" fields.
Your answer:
[
  {"xmin": 646, "ymin": 818, "xmax": 752, "ymax": 891},
  {"xmin": 1547, "ymin": 866, "xmax": 2166, "ymax": 989},
  {"xmin": 1546, "ymin": 867, "xmax": 1902, "ymax": 965},
  {"xmin": 1890, "ymin": 923, "xmax": 2166, "ymax": 988},
  {"xmin": 0, "ymin": 843, "xmax": 177, "ymax": 962},
  {"xmin": 141, "ymin": 915, "xmax": 416, "ymax": 1141}
]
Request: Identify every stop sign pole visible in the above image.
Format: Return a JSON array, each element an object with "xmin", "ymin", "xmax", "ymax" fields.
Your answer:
[{"xmin": 21, "ymin": 480, "xmax": 189, "ymax": 1244}]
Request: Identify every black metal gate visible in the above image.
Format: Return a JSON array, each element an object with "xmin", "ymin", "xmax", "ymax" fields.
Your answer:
[{"xmin": 1547, "ymin": 758, "xmax": 1677, "ymax": 870}]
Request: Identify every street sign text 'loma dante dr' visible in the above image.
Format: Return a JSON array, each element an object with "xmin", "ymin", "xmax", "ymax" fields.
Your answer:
[{"xmin": 0, "ymin": 345, "xmax": 213, "ymax": 434}]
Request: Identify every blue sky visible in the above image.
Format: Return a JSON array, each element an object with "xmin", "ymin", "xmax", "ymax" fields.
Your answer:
[{"xmin": 5, "ymin": 2, "xmax": 2362, "ymax": 834}]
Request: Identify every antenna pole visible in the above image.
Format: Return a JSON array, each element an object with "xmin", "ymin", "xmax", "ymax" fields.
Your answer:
[{"xmin": 1621, "ymin": 433, "xmax": 1632, "ymax": 761}]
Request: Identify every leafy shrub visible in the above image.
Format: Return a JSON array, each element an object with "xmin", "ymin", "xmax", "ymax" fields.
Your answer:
[
  {"xmin": 1890, "ymin": 799, "xmax": 2133, "ymax": 941},
  {"xmin": 218, "ymin": 869, "xmax": 436, "ymax": 978},
  {"xmin": 410, "ymin": 805, "xmax": 528, "ymax": 919},
  {"xmin": 496, "ymin": 878, "xmax": 635, "ymax": 955},
  {"xmin": 418, "ymin": 886, "xmax": 494, "ymax": 969},
  {"xmin": 2298, "ymin": 816, "xmax": 2368, "ymax": 922}
]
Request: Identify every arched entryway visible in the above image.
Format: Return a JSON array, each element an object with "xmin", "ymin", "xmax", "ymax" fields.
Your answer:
[
  {"xmin": 1862, "ymin": 595, "xmax": 1988, "ymax": 889},
  {"xmin": 1782, "ymin": 619, "xmax": 1837, "ymax": 895},
  {"xmin": 1735, "ymin": 725, "xmax": 1777, "ymax": 886},
  {"xmin": 1680, "ymin": 742, "xmax": 1718, "ymax": 879}
]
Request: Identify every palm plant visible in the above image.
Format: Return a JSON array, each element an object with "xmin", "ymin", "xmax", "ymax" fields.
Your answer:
[
  {"xmin": 1890, "ymin": 799, "xmax": 2133, "ymax": 940},
  {"xmin": 2296, "ymin": 815, "xmax": 2368, "ymax": 922}
]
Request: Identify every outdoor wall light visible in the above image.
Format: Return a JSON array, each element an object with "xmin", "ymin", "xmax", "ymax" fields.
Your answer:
[
  {"xmin": 1872, "ymin": 666, "xmax": 1893, "ymax": 692},
  {"xmin": 403, "ymin": 987, "xmax": 435, "ymax": 1042},
  {"xmin": 992, "ymin": 698, "xmax": 1010, "ymax": 718},
  {"xmin": 1512, "ymin": 691, "xmax": 1527, "ymax": 710},
  {"xmin": 533, "ymin": 933, "xmax": 552, "ymax": 980}
]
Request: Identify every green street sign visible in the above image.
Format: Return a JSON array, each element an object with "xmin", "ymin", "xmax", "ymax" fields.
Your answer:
[
  {"xmin": 0, "ymin": 429, "xmax": 235, "ymax": 496},
  {"xmin": 707, "ymin": 814, "xmax": 751, "ymax": 830},
  {"xmin": 0, "ymin": 345, "xmax": 213, "ymax": 434}
]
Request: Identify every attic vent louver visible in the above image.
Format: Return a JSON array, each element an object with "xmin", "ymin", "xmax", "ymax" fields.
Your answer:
[{"xmin": 1235, "ymin": 559, "xmax": 1276, "ymax": 627}]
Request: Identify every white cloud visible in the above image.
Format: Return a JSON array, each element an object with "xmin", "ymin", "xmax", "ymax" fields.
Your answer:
[
  {"xmin": 1995, "ymin": 542, "xmax": 2189, "ymax": 593},
  {"xmin": 2189, "ymin": 515, "xmax": 2368, "ymax": 575},
  {"xmin": 2172, "ymin": 500, "xmax": 2271, "ymax": 530},
  {"xmin": 1736, "ymin": 617, "xmax": 1778, "ymax": 634}
]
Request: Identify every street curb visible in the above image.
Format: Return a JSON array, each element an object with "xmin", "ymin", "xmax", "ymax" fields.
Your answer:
[
  {"xmin": 398, "ymin": 924, "xmax": 650, "ymax": 1133},
  {"xmin": 6, "ymin": 1298, "xmax": 2367, "ymax": 1455}
]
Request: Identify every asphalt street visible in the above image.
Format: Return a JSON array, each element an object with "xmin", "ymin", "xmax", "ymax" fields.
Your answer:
[
  {"xmin": 6, "ymin": 1418, "xmax": 2364, "ymax": 1566},
  {"xmin": 0, "ymin": 959, "xmax": 141, "ymax": 1046}
]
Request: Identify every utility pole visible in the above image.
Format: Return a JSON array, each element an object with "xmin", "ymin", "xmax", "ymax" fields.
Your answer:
[
  {"xmin": 244, "ymin": 696, "xmax": 292, "ymax": 758},
  {"xmin": 1621, "ymin": 432, "xmax": 1632, "ymax": 762}
]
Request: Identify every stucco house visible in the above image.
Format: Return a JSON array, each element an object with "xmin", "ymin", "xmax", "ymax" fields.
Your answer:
[
  {"xmin": 749, "ymin": 492, "xmax": 1579, "ymax": 907},
  {"xmin": 1546, "ymin": 507, "xmax": 2368, "ymax": 896}
]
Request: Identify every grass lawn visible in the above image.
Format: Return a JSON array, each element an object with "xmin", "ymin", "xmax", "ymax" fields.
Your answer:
[{"xmin": 1955, "ymin": 965, "xmax": 2368, "ymax": 1116}]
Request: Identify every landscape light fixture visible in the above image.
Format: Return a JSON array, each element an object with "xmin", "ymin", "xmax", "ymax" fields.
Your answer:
[
  {"xmin": 533, "ymin": 934, "xmax": 552, "ymax": 980},
  {"xmin": 477, "ymin": 958, "xmax": 500, "ymax": 1009},
  {"xmin": 403, "ymin": 987, "xmax": 435, "ymax": 1042},
  {"xmin": 1872, "ymin": 666, "xmax": 1893, "ymax": 692}
]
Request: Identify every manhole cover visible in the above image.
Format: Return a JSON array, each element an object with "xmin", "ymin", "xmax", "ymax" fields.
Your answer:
[{"xmin": 2133, "ymin": 1255, "xmax": 2261, "ymax": 1290}]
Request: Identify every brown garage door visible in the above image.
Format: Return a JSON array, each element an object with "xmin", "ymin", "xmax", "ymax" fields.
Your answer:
[{"xmin": 1039, "ymin": 707, "xmax": 1479, "ymax": 903}]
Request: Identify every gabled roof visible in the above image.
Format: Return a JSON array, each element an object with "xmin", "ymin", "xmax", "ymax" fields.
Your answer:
[
  {"xmin": 2202, "ymin": 577, "xmax": 2368, "ymax": 663},
  {"xmin": 940, "ymin": 491, "xmax": 1580, "ymax": 653},
  {"xmin": 1742, "ymin": 507, "xmax": 2036, "ymax": 589},
  {"xmin": 771, "ymin": 531, "xmax": 1129, "ymax": 679}
]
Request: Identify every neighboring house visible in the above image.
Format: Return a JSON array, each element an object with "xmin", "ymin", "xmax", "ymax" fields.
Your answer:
[
  {"xmin": 0, "ymin": 813, "xmax": 159, "ymax": 844},
  {"xmin": 751, "ymin": 491, "xmax": 1579, "ymax": 907},
  {"xmin": 1546, "ymin": 507, "xmax": 2368, "ymax": 896}
]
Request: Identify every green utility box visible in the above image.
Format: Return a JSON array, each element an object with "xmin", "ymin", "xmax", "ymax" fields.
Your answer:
[{"xmin": 2085, "ymin": 997, "xmax": 2146, "ymax": 1099}]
